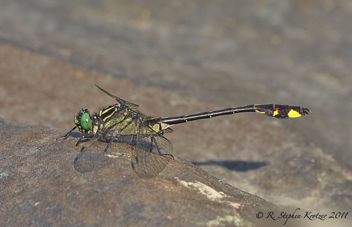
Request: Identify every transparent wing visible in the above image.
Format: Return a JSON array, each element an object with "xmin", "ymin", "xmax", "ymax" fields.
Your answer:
[
  {"xmin": 95, "ymin": 84, "xmax": 139, "ymax": 109},
  {"xmin": 74, "ymin": 112, "xmax": 140, "ymax": 173},
  {"xmin": 73, "ymin": 117, "xmax": 173, "ymax": 178},
  {"xmin": 131, "ymin": 122, "xmax": 173, "ymax": 178},
  {"xmin": 73, "ymin": 134, "xmax": 134, "ymax": 173},
  {"xmin": 73, "ymin": 139, "xmax": 111, "ymax": 173}
]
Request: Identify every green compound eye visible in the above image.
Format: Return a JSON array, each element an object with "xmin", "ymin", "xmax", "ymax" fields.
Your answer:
[{"xmin": 80, "ymin": 112, "xmax": 92, "ymax": 130}]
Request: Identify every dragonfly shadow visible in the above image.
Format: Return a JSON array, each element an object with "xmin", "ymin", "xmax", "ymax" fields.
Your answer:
[
  {"xmin": 74, "ymin": 152, "xmax": 111, "ymax": 174},
  {"xmin": 192, "ymin": 160, "xmax": 267, "ymax": 172},
  {"xmin": 73, "ymin": 140, "xmax": 115, "ymax": 174},
  {"xmin": 67, "ymin": 132, "xmax": 84, "ymax": 139}
]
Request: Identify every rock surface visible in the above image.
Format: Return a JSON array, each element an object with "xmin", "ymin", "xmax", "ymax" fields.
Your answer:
[{"xmin": 0, "ymin": 120, "xmax": 277, "ymax": 226}]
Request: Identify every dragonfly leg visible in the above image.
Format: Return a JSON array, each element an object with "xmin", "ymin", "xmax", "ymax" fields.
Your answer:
[
  {"xmin": 79, "ymin": 137, "xmax": 94, "ymax": 152},
  {"xmin": 56, "ymin": 126, "xmax": 77, "ymax": 142},
  {"xmin": 76, "ymin": 134, "xmax": 95, "ymax": 146},
  {"xmin": 79, "ymin": 145, "xmax": 86, "ymax": 152},
  {"xmin": 76, "ymin": 136, "xmax": 87, "ymax": 146},
  {"xmin": 103, "ymin": 139, "xmax": 112, "ymax": 153}
]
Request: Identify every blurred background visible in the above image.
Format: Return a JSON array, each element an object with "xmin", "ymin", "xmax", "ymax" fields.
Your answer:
[{"xmin": 0, "ymin": 0, "xmax": 351, "ymax": 211}]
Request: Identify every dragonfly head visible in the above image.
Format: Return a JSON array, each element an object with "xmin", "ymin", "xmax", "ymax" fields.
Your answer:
[{"xmin": 74, "ymin": 108, "xmax": 92, "ymax": 134}]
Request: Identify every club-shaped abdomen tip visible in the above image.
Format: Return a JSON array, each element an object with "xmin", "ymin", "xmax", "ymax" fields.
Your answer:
[{"xmin": 287, "ymin": 106, "xmax": 310, "ymax": 118}]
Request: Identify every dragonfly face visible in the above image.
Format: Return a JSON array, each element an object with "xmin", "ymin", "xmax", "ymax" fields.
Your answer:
[{"xmin": 74, "ymin": 108, "xmax": 93, "ymax": 134}]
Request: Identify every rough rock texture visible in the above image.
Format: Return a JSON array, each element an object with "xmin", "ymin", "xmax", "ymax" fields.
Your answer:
[
  {"xmin": 0, "ymin": 0, "xmax": 351, "ymax": 226},
  {"xmin": 0, "ymin": 120, "xmax": 277, "ymax": 226}
]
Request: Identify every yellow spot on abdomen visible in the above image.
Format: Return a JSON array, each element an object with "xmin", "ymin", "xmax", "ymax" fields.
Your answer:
[
  {"xmin": 255, "ymin": 109, "xmax": 265, "ymax": 114},
  {"xmin": 273, "ymin": 109, "xmax": 279, "ymax": 116},
  {"xmin": 288, "ymin": 110, "xmax": 301, "ymax": 118}
]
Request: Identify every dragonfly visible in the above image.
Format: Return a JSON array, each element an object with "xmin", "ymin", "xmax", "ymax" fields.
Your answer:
[{"xmin": 57, "ymin": 85, "xmax": 310, "ymax": 178}]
